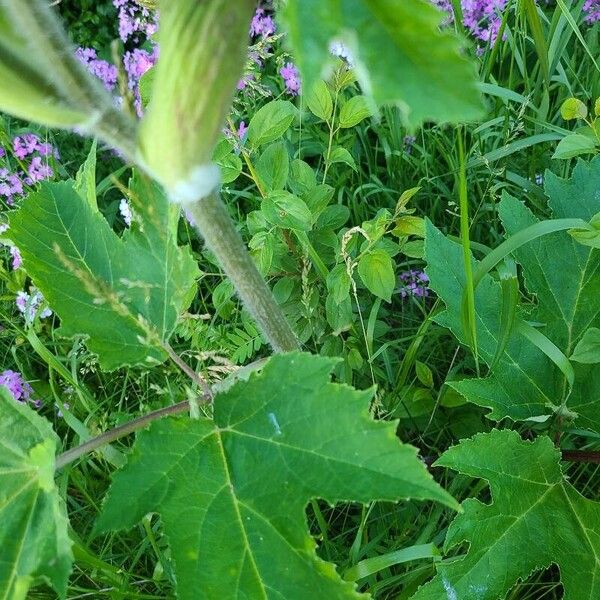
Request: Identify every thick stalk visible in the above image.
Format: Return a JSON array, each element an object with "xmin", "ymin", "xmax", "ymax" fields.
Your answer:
[
  {"xmin": 187, "ymin": 192, "xmax": 300, "ymax": 352},
  {"xmin": 3, "ymin": 0, "xmax": 138, "ymax": 160}
]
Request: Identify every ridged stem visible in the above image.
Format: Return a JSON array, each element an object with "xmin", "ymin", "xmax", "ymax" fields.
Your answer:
[
  {"xmin": 3, "ymin": 0, "xmax": 138, "ymax": 159},
  {"xmin": 186, "ymin": 193, "xmax": 300, "ymax": 353}
]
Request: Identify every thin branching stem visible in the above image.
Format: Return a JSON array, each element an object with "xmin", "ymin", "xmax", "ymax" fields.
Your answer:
[{"xmin": 54, "ymin": 398, "xmax": 207, "ymax": 471}]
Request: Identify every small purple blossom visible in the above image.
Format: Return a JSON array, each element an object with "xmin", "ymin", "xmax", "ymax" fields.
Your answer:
[
  {"xmin": 280, "ymin": 62, "xmax": 301, "ymax": 95},
  {"xmin": 431, "ymin": 0, "xmax": 507, "ymax": 45},
  {"xmin": 16, "ymin": 289, "xmax": 52, "ymax": 324},
  {"xmin": 237, "ymin": 73, "xmax": 254, "ymax": 91},
  {"xmin": 330, "ymin": 41, "xmax": 355, "ymax": 66},
  {"xmin": 113, "ymin": 0, "xmax": 158, "ymax": 44},
  {"xmin": 583, "ymin": 0, "xmax": 600, "ymax": 23},
  {"xmin": 124, "ymin": 46, "xmax": 159, "ymax": 116},
  {"xmin": 55, "ymin": 402, "xmax": 70, "ymax": 418},
  {"xmin": 10, "ymin": 246, "xmax": 21, "ymax": 270},
  {"xmin": 13, "ymin": 134, "xmax": 40, "ymax": 160},
  {"xmin": 399, "ymin": 270, "xmax": 430, "ymax": 299},
  {"xmin": 250, "ymin": 8, "xmax": 276, "ymax": 37},
  {"xmin": 0, "ymin": 170, "xmax": 23, "ymax": 205},
  {"xmin": 0, "ymin": 370, "xmax": 34, "ymax": 404},
  {"xmin": 76, "ymin": 47, "xmax": 118, "ymax": 91},
  {"xmin": 28, "ymin": 156, "xmax": 53, "ymax": 183}
]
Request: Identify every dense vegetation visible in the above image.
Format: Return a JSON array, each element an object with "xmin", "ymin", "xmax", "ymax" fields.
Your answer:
[{"xmin": 0, "ymin": 0, "xmax": 599, "ymax": 598}]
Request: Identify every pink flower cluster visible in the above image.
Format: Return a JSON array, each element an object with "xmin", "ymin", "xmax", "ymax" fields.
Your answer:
[{"xmin": 0, "ymin": 134, "xmax": 57, "ymax": 205}]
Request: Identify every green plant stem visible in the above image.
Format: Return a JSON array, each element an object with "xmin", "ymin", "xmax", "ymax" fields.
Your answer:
[
  {"xmin": 186, "ymin": 192, "xmax": 300, "ymax": 352},
  {"xmin": 5, "ymin": 0, "xmax": 138, "ymax": 160},
  {"xmin": 54, "ymin": 400, "xmax": 196, "ymax": 470},
  {"xmin": 322, "ymin": 91, "xmax": 340, "ymax": 183},
  {"xmin": 457, "ymin": 132, "xmax": 480, "ymax": 376},
  {"xmin": 164, "ymin": 342, "xmax": 213, "ymax": 399}
]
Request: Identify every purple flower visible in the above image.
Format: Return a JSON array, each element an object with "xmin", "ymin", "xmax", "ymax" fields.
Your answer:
[
  {"xmin": 0, "ymin": 170, "xmax": 23, "ymax": 204},
  {"xmin": 237, "ymin": 73, "xmax": 254, "ymax": 91},
  {"xmin": 250, "ymin": 8, "xmax": 276, "ymax": 37},
  {"xmin": 76, "ymin": 47, "xmax": 118, "ymax": 91},
  {"xmin": 55, "ymin": 402, "xmax": 70, "ymax": 418},
  {"xmin": 0, "ymin": 146, "xmax": 5, "ymax": 159},
  {"xmin": 431, "ymin": 0, "xmax": 507, "ymax": 44},
  {"xmin": 16, "ymin": 288, "xmax": 52, "ymax": 324},
  {"xmin": 13, "ymin": 134, "xmax": 40, "ymax": 160},
  {"xmin": 9, "ymin": 246, "xmax": 21, "ymax": 270},
  {"xmin": 0, "ymin": 370, "xmax": 34, "ymax": 404},
  {"xmin": 280, "ymin": 62, "xmax": 301, "ymax": 95},
  {"xmin": 28, "ymin": 157, "xmax": 53, "ymax": 183},
  {"xmin": 238, "ymin": 121, "xmax": 248, "ymax": 139},
  {"xmin": 399, "ymin": 270, "xmax": 430, "ymax": 299},
  {"xmin": 36, "ymin": 142, "xmax": 53, "ymax": 157},
  {"xmin": 123, "ymin": 46, "xmax": 158, "ymax": 116},
  {"xmin": 330, "ymin": 41, "xmax": 355, "ymax": 66},
  {"xmin": 583, "ymin": 0, "xmax": 600, "ymax": 23},
  {"xmin": 114, "ymin": 0, "xmax": 158, "ymax": 44}
]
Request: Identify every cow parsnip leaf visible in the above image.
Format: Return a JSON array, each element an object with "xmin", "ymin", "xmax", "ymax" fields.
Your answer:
[
  {"xmin": 0, "ymin": 389, "xmax": 72, "ymax": 599},
  {"xmin": 97, "ymin": 352, "xmax": 457, "ymax": 599},
  {"xmin": 411, "ymin": 430, "xmax": 600, "ymax": 600},
  {"xmin": 280, "ymin": 0, "xmax": 483, "ymax": 127},
  {"xmin": 425, "ymin": 157, "xmax": 600, "ymax": 429},
  {"xmin": 9, "ymin": 174, "xmax": 199, "ymax": 370}
]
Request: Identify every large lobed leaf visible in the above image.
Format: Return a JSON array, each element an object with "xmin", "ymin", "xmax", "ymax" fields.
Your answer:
[
  {"xmin": 281, "ymin": 0, "xmax": 483, "ymax": 127},
  {"xmin": 97, "ymin": 352, "xmax": 457, "ymax": 599},
  {"xmin": 0, "ymin": 389, "xmax": 72, "ymax": 599},
  {"xmin": 412, "ymin": 429, "xmax": 600, "ymax": 599},
  {"xmin": 9, "ymin": 173, "xmax": 199, "ymax": 370},
  {"xmin": 425, "ymin": 156, "xmax": 600, "ymax": 430}
]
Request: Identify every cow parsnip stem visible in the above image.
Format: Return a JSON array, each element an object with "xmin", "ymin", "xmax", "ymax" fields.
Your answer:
[{"xmin": 186, "ymin": 192, "xmax": 300, "ymax": 353}]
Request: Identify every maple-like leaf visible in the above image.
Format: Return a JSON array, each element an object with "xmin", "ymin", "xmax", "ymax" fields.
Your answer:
[
  {"xmin": 280, "ymin": 0, "xmax": 483, "ymax": 128},
  {"xmin": 96, "ymin": 352, "xmax": 457, "ymax": 599},
  {"xmin": 425, "ymin": 156, "xmax": 600, "ymax": 430},
  {"xmin": 0, "ymin": 389, "xmax": 72, "ymax": 599},
  {"xmin": 9, "ymin": 172, "xmax": 199, "ymax": 370},
  {"xmin": 411, "ymin": 429, "xmax": 600, "ymax": 600}
]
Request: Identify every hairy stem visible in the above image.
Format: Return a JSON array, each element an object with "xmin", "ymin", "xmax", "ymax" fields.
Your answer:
[
  {"xmin": 186, "ymin": 192, "xmax": 300, "ymax": 353},
  {"xmin": 4, "ymin": 0, "xmax": 138, "ymax": 159},
  {"xmin": 55, "ymin": 399, "xmax": 200, "ymax": 470}
]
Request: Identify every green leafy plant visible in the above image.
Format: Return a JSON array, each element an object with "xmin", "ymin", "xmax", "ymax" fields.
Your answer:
[
  {"xmin": 412, "ymin": 429, "xmax": 600, "ymax": 600},
  {"xmin": 0, "ymin": 2, "xmax": 483, "ymax": 595},
  {"xmin": 426, "ymin": 156, "xmax": 600, "ymax": 428},
  {"xmin": 1, "ymin": 1, "xmax": 599, "ymax": 598},
  {"xmin": 553, "ymin": 96, "xmax": 600, "ymax": 159}
]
